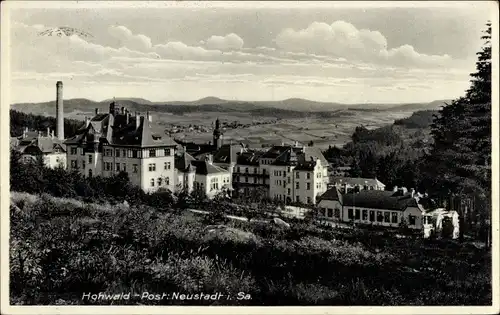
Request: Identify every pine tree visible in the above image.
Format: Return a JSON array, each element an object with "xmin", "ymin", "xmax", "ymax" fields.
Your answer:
[{"xmin": 427, "ymin": 22, "xmax": 491, "ymax": 244}]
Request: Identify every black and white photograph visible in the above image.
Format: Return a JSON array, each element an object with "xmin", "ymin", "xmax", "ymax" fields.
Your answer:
[{"xmin": 1, "ymin": 1, "xmax": 498, "ymax": 314}]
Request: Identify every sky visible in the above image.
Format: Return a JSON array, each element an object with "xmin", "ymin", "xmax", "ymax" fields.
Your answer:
[{"xmin": 7, "ymin": 1, "xmax": 495, "ymax": 104}]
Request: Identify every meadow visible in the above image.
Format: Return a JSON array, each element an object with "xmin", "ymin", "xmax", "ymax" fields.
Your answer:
[
  {"xmin": 16, "ymin": 106, "xmax": 414, "ymax": 150},
  {"xmin": 10, "ymin": 191, "xmax": 492, "ymax": 306}
]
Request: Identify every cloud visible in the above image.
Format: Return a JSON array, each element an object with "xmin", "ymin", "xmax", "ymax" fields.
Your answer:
[
  {"xmin": 274, "ymin": 21, "xmax": 452, "ymax": 68},
  {"xmin": 204, "ymin": 33, "xmax": 244, "ymax": 51},
  {"xmin": 108, "ymin": 25, "xmax": 153, "ymax": 52}
]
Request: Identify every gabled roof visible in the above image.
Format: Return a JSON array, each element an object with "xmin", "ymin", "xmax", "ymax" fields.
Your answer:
[
  {"xmin": 236, "ymin": 150, "xmax": 265, "ymax": 166},
  {"xmin": 212, "ymin": 144, "xmax": 242, "ymax": 164},
  {"xmin": 261, "ymin": 145, "xmax": 290, "ymax": 159},
  {"xmin": 190, "ymin": 160, "xmax": 228, "ymax": 175},
  {"xmin": 319, "ymin": 187, "xmax": 343, "ymax": 203},
  {"xmin": 341, "ymin": 190, "xmax": 419, "ymax": 211},
  {"xmin": 266, "ymin": 145, "xmax": 328, "ymax": 167},
  {"xmin": 175, "ymin": 151, "xmax": 196, "ymax": 172},
  {"xmin": 331, "ymin": 177, "xmax": 386, "ymax": 188},
  {"xmin": 15, "ymin": 136, "xmax": 66, "ymax": 154},
  {"xmin": 65, "ymin": 113, "xmax": 177, "ymax": 148}
]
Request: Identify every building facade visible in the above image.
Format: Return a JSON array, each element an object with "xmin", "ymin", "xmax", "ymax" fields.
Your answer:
[
  {"xmin": 64, "ymin": 102, "xmax": 177, "ymax": 193},
  {"xmin": 317, "ymin": 187, "xmax": 425, "ymax": 230},
  {"xmin": 12, "ymin": 128, "xmax": 67, "ymax": 169}
]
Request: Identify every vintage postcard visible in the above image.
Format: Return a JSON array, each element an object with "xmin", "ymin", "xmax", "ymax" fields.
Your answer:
[{"xmin": 1, "ymin": 1, "xmax": 498, "ymax": 315}]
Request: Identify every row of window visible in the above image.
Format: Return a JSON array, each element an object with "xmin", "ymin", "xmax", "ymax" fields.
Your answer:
[
  {"xmin": 273, "ymin": 180, "xmax": 323, "ymax": 191},
  {"xmin": 150, "ymin": 177, "xmax": 170, "ymax": 187},
  {"xmin": 103, "ymin": 148, "xmax": 172, "ymax": 158},
  {"xmin": 237, "ymin": 166, "xmax": 261, "ymax": 174},
  {"xmin": 272, "ymin": 171, "xmax": 321, "ymax": 180},
  {"xmin": 69, "ymin": 147, "xmax": 173, "ymax": 158},
  {"xmin": 148, "ymin": 162, "xmax": 171, "ymax": 172},
  {"xmin": 274, "ymin": 194, "xmax": 313, "ymax": 204},
  {"xmin": 335, "ymin": 184, "xmax": 380, "ymax": 191},
  {"xmin": 235, "ymin": 176, "xmax": 263, "ymax": 184},
  {"xmin": 320, "ymin": 208, "xmax": 417, "ymax": 226}
]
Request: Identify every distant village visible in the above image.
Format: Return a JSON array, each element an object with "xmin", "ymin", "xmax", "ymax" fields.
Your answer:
[{"xmin": 10, "ymin": 81, "xmax": 459, "ymax": 239}]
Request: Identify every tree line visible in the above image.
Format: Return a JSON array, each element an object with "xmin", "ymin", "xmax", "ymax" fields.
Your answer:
[{"xmin": 10, "ymin": 110, "xmax": 84, "ymax": 138}]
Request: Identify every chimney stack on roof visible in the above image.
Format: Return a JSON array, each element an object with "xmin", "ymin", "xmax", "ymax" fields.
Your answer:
[
  {"xmin": 56, "ymin": 81, "xmax": 64, "ymax": 140},
  {"xmin": 136, "ymin": 112, "xmax": 140, "ymax": 130},
  {"xmin": 121, "ymin": 107, "xmax": 125, "ymax": 115},
  {"xmin": 206, "ymin": 154, "xmax": 213, "ymax": 165},
  {"xmin": 95, "ymin": 108, "xmax": 99, "ymax": 115},
  {"xmin": 294, "ymin": 141, "xmax": 299, "ymax": 147},
  {"xmin": 109, "ymin": 101, "xmax": 116, "ymax": 114}
]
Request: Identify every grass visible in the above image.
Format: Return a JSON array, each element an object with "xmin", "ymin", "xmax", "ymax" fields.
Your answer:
[{"xmin": 9, "ymin": 192, "xmax": 492, "ymax": 306}]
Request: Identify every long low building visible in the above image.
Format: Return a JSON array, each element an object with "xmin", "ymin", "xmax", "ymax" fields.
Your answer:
[{"xmin": 317, "ymin": 186, "xmax": 425, "ymax": 230}]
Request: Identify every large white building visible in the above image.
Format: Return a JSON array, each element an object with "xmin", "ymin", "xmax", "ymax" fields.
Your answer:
[
  {"xmin": 64, "ymin": 102, "xmax": 178, "ymax": 193},
  {"xmin": 175, "ymin": 150, "xmax": 231, "ymax": 198}
]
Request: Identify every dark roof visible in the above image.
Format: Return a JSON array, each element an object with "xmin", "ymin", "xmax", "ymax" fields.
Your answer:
[
  {"xmin": 331, "ymin": 177, "xmax": 386, "ymax": 187},
  {"xmin": 294, "ymin": 160, "xmax": 317, "ymax": 171},
  {"xmin": 261, "ymin": 145, "xmax": 290, "ymax": 159},
  {"xmin": 236, "ymin": 150, "xmax": 265, "ymax": 166},
  {"xmin": 190, "ymin": 160, "xmax": 228, "ymax": 175},
  {"xmin": 175, "ymin": 151, "xmax": 196, "ymax": 171},
  {"xmin": 175, "ymin": 139, "xmax": 215, "ymax": 156},
  {"xmin": 65, "ymin": 113, "xmax": 177, "ymax": 148},
  {"xmin": 319, "ymin": 187, "xmax": 343, "ymax": 203},
  {"xmin": 212, "ymin": 144, "xmax": 242, "ymax": 164},
  {"xmin": 341, "ymin": 190, "xmax": 420, "ymax": 211},
  {"xmin": 91, "ymin": 113, "xmax": 109, "ymax": 121},
  {"xmin": 267, "ymin": 145, "xmax": 329, "ymax": 167},
  {"xmin": 14, "ymin": 136, "xmax": 66, "ymax": 154}
]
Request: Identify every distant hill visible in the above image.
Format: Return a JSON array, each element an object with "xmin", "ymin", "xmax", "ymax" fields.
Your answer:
[
  {"xmin": 11, "ymin": 97, "xmax": 452, "ymax": 119},
  {"xmin": 385, "ymin": 99, "xmax": 453, "ymax": 112}
]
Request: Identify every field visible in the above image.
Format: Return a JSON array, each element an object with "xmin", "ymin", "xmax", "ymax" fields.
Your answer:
[
  {"xmin": 10, "ymin": 192, "xmax": 492, "ymax": 306},
  {"xmin": 13, "ymin": 106, "xmax": 414, "ymax": 150}
]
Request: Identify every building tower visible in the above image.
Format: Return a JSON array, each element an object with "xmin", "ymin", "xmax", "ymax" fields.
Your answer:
[
  {"xmin": 213, "ymin": 118, "xmax": 222, "ymax": 150},
  {"xmin": 56, "ymin": 81, "xmax": 64, "ymax": 140}
]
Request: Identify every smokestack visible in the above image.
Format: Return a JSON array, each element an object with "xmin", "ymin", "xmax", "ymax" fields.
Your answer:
[
  {"xmin": 56, "ymin": 81, "xmax": 64, "ymax": 140},
  {"xmin": 136, "ymin": 112, "xmax": 140, "ymax": 130},
  {"xmin": 95, "ymin": 108, "xmax": 99, "ymax": 115}
]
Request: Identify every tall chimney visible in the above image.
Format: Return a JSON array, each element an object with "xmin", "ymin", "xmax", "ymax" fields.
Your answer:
[
  {"xmin": 95, "ymin": 108, "xmax": 99, "ymax": 115},
  {"xmin": 136, "ymin": 112, "xmax": 140, "ymax": 130},
  {"xmin": 56, "ymin": 81, "xmax": 64, "ymax": 140},
  {"xmin": 126, "ymin": 110, "xmax": 130, "ymax": 124}
]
